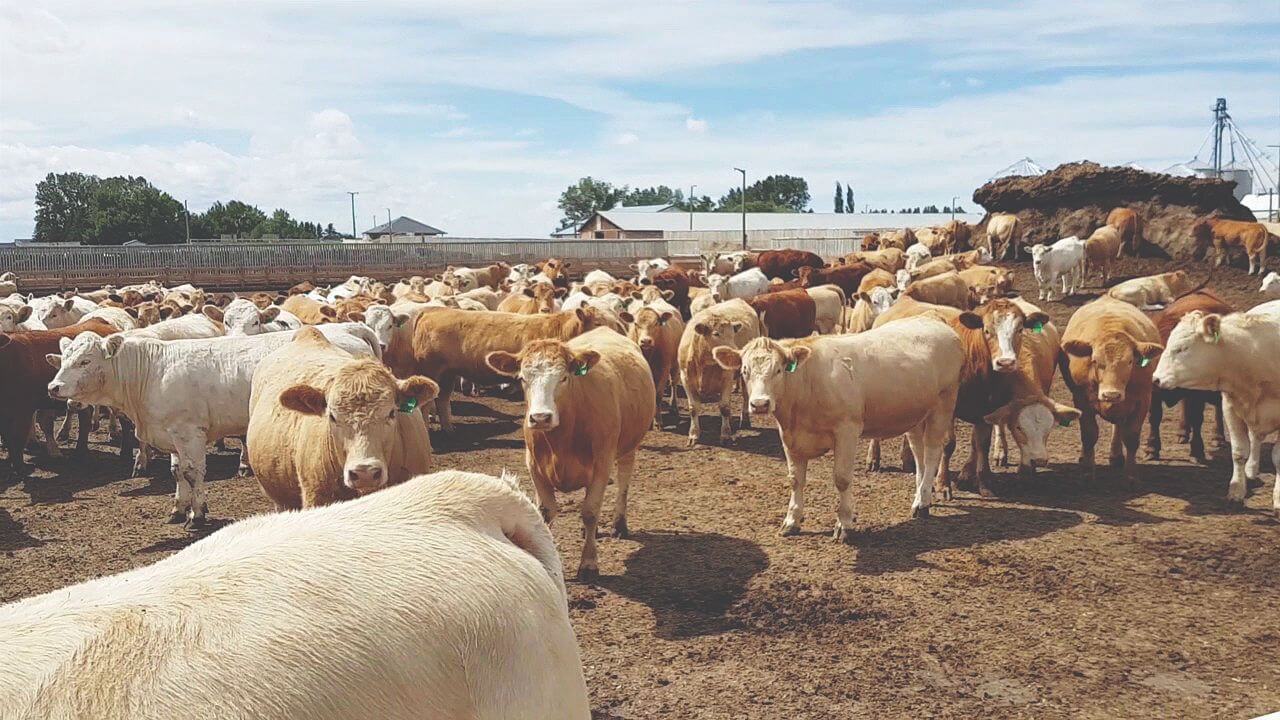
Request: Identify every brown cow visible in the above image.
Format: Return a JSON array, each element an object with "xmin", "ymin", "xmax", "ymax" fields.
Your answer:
[
  {"xmin": 747, "ymin": 289, "xmax": 817, "ymax": 339},
  {"xmin": 795, "ymin": 262, "xmax": 873, "ymax": 298},
  {"xmin": 280, "ymin": 294, "xmax": 338, "ymax": 324},
  {"xmin": 885, "ymin": 227, "xmax": 915, "ymax": 250},
  {"xmin": 647, "ymin": 268, "xmax": 691, "ymax": 319},
  {"xmin": 860, "ymin": 232, "xmax": 882, "ymax": 250},
  {"xmin": 1106, "ymin": 207, "xmax": 1143, "ymax": 256},
  {"xmin": 1060, "ymin": 297, "xmax": 1163, "ymax": 482},
  {"xmin": 843, "ymin": 247, "xmax": 906, "ymax": 273},
  {"xmin": 620, "ymin": 299, "xmax": 685, "ymax": 427},
  {"xmin": 747, "ymin": 249, "xmax": 824, "ymax": 280},
  {"xmin": 537, "ymin": 258, "xmax": 572, "ymax": 288},
  {"xmin": 497, "ymin": 283, "xmax": 565, "ymax": 314},
  {"xmin": 958, "ymin": 265, "xmax": 1014, "ymax": 303},
  {"xmin": 937, "ymin": 220, "xmax": 972, "ymax": 254},
  {"xmin": 1145, "ymin": 289, "xmax": 1232, "ymax": 462},
  {"xmin": 678, "ymin": 299, "xmax": 760, "ymax": 447},
  {"xmin": 856, "ymin": 268, "xmax": 897, "ymax": 296},
  {"xmin": 1193, "ymin": 217, "xmax": 1271, "ymax": 275},
  {"xmin": 0, "ymin": 319, "xmax": 116, "ymax": 470},
  {"xmin": 1083, "ymin": 225, "xmax": 1122, "ymax": 284},
  {"xmin": 902, "ymin": 271, "xmax": 975, "ymax": 309},
  {"xmin": 409, "ymin": 306, "xmax": 606, "ymax": 432}
]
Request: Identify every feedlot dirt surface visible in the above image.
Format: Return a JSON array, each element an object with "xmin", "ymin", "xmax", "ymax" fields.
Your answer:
[{"xmin": 3, "ymin": 257, "xmax": 1278, "ymax": 719}]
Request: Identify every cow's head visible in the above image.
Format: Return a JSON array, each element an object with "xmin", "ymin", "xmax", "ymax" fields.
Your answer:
[
  {"xmin": 486, "ymin": 339, "xmax": 600, "ymax": 431},
  {"xmin": 38, "ymin": 297, "xmax": 82, "ymax": 329},
  {"xmin": 711, "ymin": 337, "xmax": 809, "ymax": 416},
  {"xmin": 621, "ymin": 306, "xmax": 675, "ymax": 352},
  {"xmin": 705, "ymin": 273, "xmax": 728, "ymax": 301},
  {"xmin": 0, "ymin": 304, "xmax": 31, "ymax": 332},
  {"xmin": 1152, "ymin": 311, "xmax": 1228, "ymax": 392},
  {"xmin": 974, "ymin": 299, "xmax": 1050, "ymax": 372},
  {"xmin": 222, "ymin": 298, "xmax": 282, "ymax": 336},
  {"xmin": 794, "ymin": 266, "xmax": 816, "ymax": 285},
  {"xmin": 279, "ymin": 356, "xmax": 437, "ymax": 493},
  {"xmin": 984, "ymin": 397, "xmax": 1080, "ymax": 470},
  {"xmin": 361, "ymin": 304, "xmax": 411, "ymax": 351},
  {"xmin": 1063, "ymin": 331, "xmax": 1162, "ymax": 408},
  {"xmin": 522, "ymin": 282, "xmax": 564, "ymax": 313},
  {"xmin": 47, "ymin": 332, "xmax": 126, "ymax": 401}
]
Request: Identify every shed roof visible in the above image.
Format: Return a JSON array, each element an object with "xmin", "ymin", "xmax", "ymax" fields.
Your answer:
[{"xmin": 365, "ymin": 216, "xmax": 445, "ymax": 236}]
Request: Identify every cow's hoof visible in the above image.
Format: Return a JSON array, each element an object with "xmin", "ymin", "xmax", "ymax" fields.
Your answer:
[
  {"xmin": 685, "ymin": 437, "xmax": 697, "ymax": 449},
  {"xmin": 576, "ymin": 566, "xmax": 599, "ymax": 582},
  {"xmin": 186, "ymin": 514, "xmax": 208, "ymax": 530},
  {"xmin": 1109, "ymin": 455, "xmax": 1124, "ymax": 468},
  {"xmin": 831, "ymin": 526, "xmax": 855, "ymax": 544},
  {"xmin": 166, "ymin": 509, "xmax": 187, "ymax": 524},
  {"xmin": 978, "ymin": 484, "xmax": 996, "ymax": 499},
  {"xmin": 866, "ymin": 461, "xmax": 881, "ymax": 472},
  {"xmin": 611, "ymin": 519, "xmax": 629, "ymax": 539},
  {"xmin": 910, "ymin": 505, "xmax": 930, "ymax": 519},
  {"xmin": 779, "ymin": 521, "xmax": 801, "ymax": 536},
  {"xmin": 1175, "ymin": 432, "xmax": 1191, "ymax": 444},
  {"xmin": 237, "ymin": 465, "xmax": 251, "ymax": 478},
  {"xmin": 1143, "ymin": 448, "xmax": 1160, "ymax": 461}
]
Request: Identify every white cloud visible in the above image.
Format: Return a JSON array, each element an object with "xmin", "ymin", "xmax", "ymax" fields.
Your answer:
[
  {"xmin": 686, "ymin": 117, "xmax": 708, "ymax": 133},
  {"xmin": 614, "ymin": 132, "xmax": 640, "ymax": 146}
]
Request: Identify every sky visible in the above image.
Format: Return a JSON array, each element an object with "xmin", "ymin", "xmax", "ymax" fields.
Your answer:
[{"xmin": 1, "ymin": 0, "xmax": 1277, "ymax": 240}]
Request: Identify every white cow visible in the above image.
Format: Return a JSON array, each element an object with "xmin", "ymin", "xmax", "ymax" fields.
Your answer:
[
  {"xmin": 582, "ymin": 269, "xmax": 617, "ymax": 287},
  {"xmin": 0, "ymin": 470, "xmax": 590, "ymax": 720},
  {"xmin": 219, "ymin": 298, "xmax": 303, "ymax": 336},
  {"xmin": 1261, "ymin": 271, "xmax": 1280, "ymax": 296},
  {"xmin": 46, "ymin": 324, "xmax": 379, "ymax": 525},
  {"xmin": 325, "ymin": 275, "xmax": 372, "ymax": 303},
  {"xmin": 904, "ymin": 242, "xmax": 932, "ymax": 271},
  {"xmin": 1029, "ymin": 236, "xmax": 1085, "ymax": 301},
  {"xmin": 706, "ymin": 267, "xmax": 770, "ymax": 301},
  {"xmin": 636, "ymin": 257, "xmax": 670, "ymax": 283},
  {"xmin": 1153, "ymin": 308, "xmax": 1280, "ymax": 512},
  {"xmin": 31, "ymin": 295, "xmax": 97, "ymax": 329}
]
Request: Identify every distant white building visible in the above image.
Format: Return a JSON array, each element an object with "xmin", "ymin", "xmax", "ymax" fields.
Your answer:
[
  {"xmin": 989, "ymin": 157, "xmax": 1048, "ymax": 180},
  {"xmin": 354, "ymin": 216, "xmax": 446, "ymax": 243}
]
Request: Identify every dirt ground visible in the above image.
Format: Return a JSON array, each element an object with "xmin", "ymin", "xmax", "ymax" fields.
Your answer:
[{"xmin": 3, "ymin": 257, "xmax": 1278, "ymax": 719}]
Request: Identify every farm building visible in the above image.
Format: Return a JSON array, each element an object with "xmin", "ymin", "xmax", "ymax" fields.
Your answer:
[{"xmin": 359, "ymin": 216, "xmax": 446, "ymax": 242}]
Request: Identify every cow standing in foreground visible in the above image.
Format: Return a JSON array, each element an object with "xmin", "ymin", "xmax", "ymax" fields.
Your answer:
[
  {"xmin": 0, "ymin": 470, "xmax": 590, "ymax": 719},
  {"xmin": 247, "ymin": 328, "xmax": 437, "ymax": 509},
  {"xmin": 713, "ymin": 317, "xmax": 964, "ymax": 536},
  {"xmin": 1060, "ymin": 297, "xmax": 1164, "ymax": 482},
  {"xmin": 1154, "ymin": 308, "xmax": 1280, "ymax": 512},
  {"xmin": 486, "ymin": 327, "xmax": 655, "ymax": 578}
]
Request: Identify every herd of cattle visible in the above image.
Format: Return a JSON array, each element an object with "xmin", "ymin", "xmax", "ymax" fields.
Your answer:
[{"xmin": 0, "ymin": 208, "xmax": 1278, "ymax": 718}]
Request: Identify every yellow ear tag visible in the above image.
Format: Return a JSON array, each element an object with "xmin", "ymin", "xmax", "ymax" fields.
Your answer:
[
  {"xmin": 785, "ymin": 360, "xmax": 798, "ymax": 373},
  {"xmin": 574, "ymin": 364, "xmax": 589, "ymax": 376},
  {"xmin": 399, "ymin": 397, "xmax": 418, "ymax": 414}
]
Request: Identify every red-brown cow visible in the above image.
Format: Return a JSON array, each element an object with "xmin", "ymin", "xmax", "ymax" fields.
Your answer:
[
  {"xmin": 647, "ymin": 268, "xmax": 692, "ymax": 318},
  {"xmin": 746, "ymin": 289, "xmax": 817, "ymax": 339},
  {"xmin": 0, "ymin": 319, "xmax": 116, "ymax": 471},
  {"xmin": 796, "ymin": 262, "xmax": 873, "ymax": 299},
  {"xmin": 745, "ymin": 249, "xmax": 824, "ymax": 280}
]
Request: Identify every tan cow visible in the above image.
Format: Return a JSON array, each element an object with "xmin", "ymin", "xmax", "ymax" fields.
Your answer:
[
  {"xmin": 486, "ymin": 327, "xmax": 655, "ymax": 578},
  {"xmin": 805, "ymin": 284, "xmax": 846, "ymax": 334},
  {"xmin": 856, "ymin": 268, "xmax": 897, "ymax": 296},
  {"xmin": 843, "ymin": 247, "xmax": 906, "ymax": 273},
  {"xmin": 678, "ymin": 299, "xmax": 760, "ymax": 447},
  {"xmin": 712, "ymin": 316, "xmax": 964, "ymax": 533},
  {"xmin": 958, "ymin": 265, "xmax": 1014, "ymax": 303},
  {"xmin": 884, "ymin": 227, "xmax": 915, "ymax": 250},
  {"xmin": 498, "ymin": 283, "xmax": 565, "ymax": 314},
  {"xmin": 1060, "ymin": 297, "xmax": 1163, "ymax": 481},
  {"xmin": 915, "ymin": 226, "xmax": 945, "ymax": 253},
  {"xmin": 907, "ymin": 257, "xmax": 959, "ymax": 282},
  {"xmin": 619, "ymin": 299, "xmax": 685, "ymax": 427},
  {"xmin": 986, "ymin": 212, "xmax": 1022, "ymax": 259},
  {"xmin": 1106, "ymin": 270, "xmax": 1196, "ymax": 309},
  {"xmin": 902, "ymin": 271, "xmax": 974, "ymax": 309},
  {"xmin": 281, "ymin": 294, "xmax": 338, "ymax": 324},
  {"xmin": 1194, "ymin": 217, "xmax": 1271, "ymax": 275},
  {"xmin": 1106, "ymin": 207, "xmax": 1143, "ymax": 256},
  {"xmin": 1083, "ymin": 225, "xmax": 1122, "ymax": 284},
  {"xmin": 410, "ymin": 307, "xmax": 606, "ymax": 432},
  {"xmin": 247, "ymin": 328, "xmax": 436, "ymax": 509}
]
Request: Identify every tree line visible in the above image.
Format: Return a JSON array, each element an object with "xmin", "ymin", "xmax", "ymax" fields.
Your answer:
[
  {"xmin": 32, "ymin": 172, "xmax": 340, "ymax": 245},
  {"xmin": 556, "ymin": 175, "xmax": 811, "ymax": 231}
]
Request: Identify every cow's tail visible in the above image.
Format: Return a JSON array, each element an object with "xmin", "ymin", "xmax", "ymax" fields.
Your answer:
[{"xmin": 484, "ymin": 470, "xmax": 567, "ymax": 599}]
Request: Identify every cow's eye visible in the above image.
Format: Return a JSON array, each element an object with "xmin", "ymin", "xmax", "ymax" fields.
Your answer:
[
  {"xmin": 328, "ymin": 412, "xmax": 337, "ymax": 423},
  {"xmin": 388, "ymin": 409, "xmax": 396, "ymax": 420}
]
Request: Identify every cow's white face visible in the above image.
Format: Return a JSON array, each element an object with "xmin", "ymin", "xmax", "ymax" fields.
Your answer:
[
  {"xmin": 624, "ymin": 306, "xmax": 674, "ymax": 351},
  {"xmin": 0, "ymin": 304, "xmax": 30, "ymax": 332},
  {"xmin": 223, "ymin": 299, "xmax": 281, "ymax": 336},
  {"xmin": 869, "ymin": 287, "xmax": 895, "ymax": 315},
  {"xmin": 895, "ymin": 269, "xmax": 911, "ymax": 292},
  {"xmin": 987, "ymin": 399, "xmax": 1079, "ymax": 469},
  {"xmin": 1153, "ymin": 311, "xmax": 1224, "ymax": 392},
  {"xmin": 47, "ymin": 332, "xmax": 122, "ymax": 401},
  {"xmin": 704, "ymin": 274, "xmax": 728, "ymax": 301},
  {"xmin": 362, "ymin": 305, "xmax": 408, "ymax": 350},
  {"xmin": 1028, "ymin": 244, "xmax": 1049, "ymax": 274},
  {"xmin": 280, "ymin": 363, "xmax": 437, "ymax": 493},
  {"xmin": 485, "ymin": 341, "xmax": 599, "ymax": 431},
  {"xmin": 38, "ymin": 297, "xmax": 81, "ymax": 329},
  {"xmin": 713, "ymin": 337, "xmax": 809, "ymax": 416},
  {"xmin": 1260, "ymin": 272, "xmax": 1279, "ymax": 295}
]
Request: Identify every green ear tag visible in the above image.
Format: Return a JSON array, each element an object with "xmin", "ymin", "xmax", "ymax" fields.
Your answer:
[
  {"xmin": 399, "ymin": 397, "xmax": 418, "ymax": 414},
  {"xmin": 574, "ymin": 364, "xmax": 589, "ymax": 376},
  {"xmin": 1211, "ymin": 332, "xmax": 1220, "ymax": 344},
  {"xmin": 1031, "ymin": 321, "xmax": 1044, "ymax": 334},
  {"xmin": 1138, "ymin": 357, "xmax": 1150, "ymax": 368},
  {"xmin": 785, "ymin": 360, "xmax": 798, "ymax": 373},
  {"xmin": 1059, "ymin": 419, "xmax": 1071, "ymax": 427}
]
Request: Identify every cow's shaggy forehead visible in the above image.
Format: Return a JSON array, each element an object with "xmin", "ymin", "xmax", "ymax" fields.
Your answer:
[
  {"xmin": 519, "ymin": 339, "xmax": 572, "ymax": 370},
  {"xmin": 740, "ymin": 337, "xmax": 786, "ymax": 368},
  {"xmin": 1093, "ymin": 333, "xmax": 1138, "ymax": 364},
  {"xmin": 327, "ymin": 360, "xmax": 398, "ymax": 417}
]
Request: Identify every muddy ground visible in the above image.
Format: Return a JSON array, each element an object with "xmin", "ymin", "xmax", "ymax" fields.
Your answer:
[{"xmin": 2, "ymin": 257, "xmax": 1278, "ymax": 719}]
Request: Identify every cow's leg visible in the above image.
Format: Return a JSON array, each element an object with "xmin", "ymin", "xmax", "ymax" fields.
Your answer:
[
  {"xmin": 434, "ymin": 373, "xmax": 456, "ymax": 433},
  {"xmin": 905, "ymin": 426, "xmax": 934, "ymax": 518},
  {"xmin": 780, "ymin": 447, "xmax": 809, "ymax": 536},
  {"xmin": 1108, "ymin": 421, "xmax": 1125, "ymax": 468},
  {"xmin": 736, "ymin": 375, "xmax": 751, "ymax": 430},
  {"xmin": 1, "ymin": 414, "xmax": 32, "ymax": 472},
  {"xmin": 899, "ymin": 436, "xmax": 916, "ymax": 473},
  {"xmin": 1221, "ymin": 395, "xmax": 1250, "ymax": 504},
  {"xmin": 184, "ymin": 440, "xmax": 210, "ymax": 527},
  {"xmin": 34, "ymin": 411, "xmax": 62, "ymax": 459},
  {"xmin": 611, "ymin": 451, "xmax": 636, "ymax": 538},
  {"xmin": 577, "ymin": 458, "xmax": 611, "ymax": 580},
  {"xmin": 865, "ymin": 438, "xmax": 882, "ymax": 471},
  {"xmin": 1184, "ymin": 397, "xmax": 1207, "ymax": 463},
  {"xmin": 237, "ymin": 443, "xmax": 252, "ymax": 477},
  {"xmin": 1271, "ymin": 441, "xmax": 1280, "ymax": 517},
  {"xmin": 972, "ymin": 423, "xmax": 995, "ymax": 498},
  {"xmin": 937, "ymin": 431, "xmax": 957, "ymax": 500},
  {"xmin": 1245, "ymin": 426, "xmax": 1263, "ymax": 482},
  {"xmin": 120, "ymin": 415, "xmax": 137, "ymax": 462},
  {"xmin": 687, "ymin": 399, "xmax": 702, "ymax": 448},
  {"xmin": 1145, "ymin": 399, "xmax": 1164, "ymax": 460},
  {"xmin": 528, "ymin": 451, "xmax": 558, "ymax": 525},
  {"xmin": 1121, "ymin": 415, "xmax": 1143, "ymax": 487},
  {"xmin": 1210, "ymin": 396, "xmax": 1227, "ymax": 454},
  {"xmin": 167, "ymin": 450, "xmax": 192, "ymax": 523},
  {"xmin": 993, "ymin": 422, "xmax": 1011, "ymax": 467},
  {"xmin": 719, "ymin": 378, "xmax": 737, "ymax": 445},
  {"xmin": 55, "ymin": 406, "xmax": 74, "ymax": 442},
  {"xmin": 132, "ymin": 442, "xmax": 152, "ymax": 477},
  {"xmin": 74, "ymin": 406, "xmax": 92, "ymax": 454},
  {"xmin": 1078, "ymin": 405, "xmax": 1099, "ymax": 480},
  {"xmin": 831, "ymin": 427, "xmax": 860, "ymax": 543}
]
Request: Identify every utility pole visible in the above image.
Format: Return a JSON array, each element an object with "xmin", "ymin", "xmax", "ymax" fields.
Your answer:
[
  {"xmin": 689, "ymin": 184, "xmax": 696, "ymax": 230},
  {"xmin": 950, "ymin": 196, "xmax": 958, "ymax": 223},
  {"xmin": 347, "ymin": 191, "xmax": 359, "ymax": 239},
  {"xmin": 386, "ymin": 208, "xmax": 392, "ymax": 226},
  {"xmin": 1269, "ymin": 145, "xmax": 1280, "ymax": 222},
  {"xmin": 733, "ymin": 168, "xmax": 746, "ymax": 250},
  {"xmin": 184, "ymin": 200, "xmax": 191, "ymax": 244}
]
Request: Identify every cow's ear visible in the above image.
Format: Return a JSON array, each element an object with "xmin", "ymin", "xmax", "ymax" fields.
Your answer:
[
  {"xmin": 202, "ymin": 306, "xmax": 224, "ymax": 322},
  {"xmin": 1024, "ymin": 311, "xmax": 1050, "ymax": 330},
  {"xmin": 393, "ymin": 313, "xmax": 410, "ymax": 328},
  {"xmin": 522, "ymin": 287, "xmax": 536, "ymax": 298},
  {"xmin": 1198, "ymin": 314, "xmax": 1222, "ymax": 343},
  {"xmin": 693, "ymin": 322, "xmax": 710, "ymax": 336},
  {"xmin": 16, "ymin": 305, "xmax": 32, "ymax": 322},
  {"xmin": 1062, "ymin": 339, "xmax": 1092, "ymax": 358},
  {"xmin": 347, "ymin": 311, "xmax": 366, "ymax": 323},
  {"xmin": 631, "ymin": 291, "xmax": 644, "ymax": 301},
  {"xmin": 46, "ymin": 353, "xmax": 62, "ymax": 369},
  {"xmin": 570, "ymin": 350, "xmax": 600, "ymax": 376},
  {"xmin": 711, "ymin": 345, "xmax": 742, "ymax": 370},
  {"xmin": 124, "ymin": 306, "xmax": 138, "ymax": 319},
  {"xmin": 981, "ymin": 403, "xmax": 1014, "ymax": 426},
  {"xmin": 789, "ymin": 346, "xmax": 812, "ymax": 368},
  {"xmin": 957, "ymin": 312, "xmax": 984, "ymax": 330},
  {"xmin": 102, "ymin": 334, "xmax": 125, "ymax": 359},
  {"xmin": 62, "ymin": 297, "xmax": 75, "ymax": 310},
  {"xmin": 397, "ymin": 376, "xmax": 439, "ymax": 407},
  {"xmin": 662, "ymin": 290, "xmax": 674, "ymax": 300},
  {"xmin": 59, "ymin": 336, "xmax": 72, "ymax": 353},
  {"xmin": 279, "ymin": 384, "xmax": 327, "ymax": 415},
  {"xmin": 485, "ymin": 351, "xmax": 522, "ymax": 378},
  {"xmin": 159, "ymin": 306, "xmax": 175, "ymax": 320},
  {"xmin": 618, "ymin": 311, "xmax": 635, "ymax": 324},
  {"xmin": 1051, "ymin": 402, "xmax": 1082, "ymax": 426},
  {"xmin": 659, "ymin": 311, "xmax": 673, "ymax": 325},
  {"xmin": 554, "ymin": 287, "xmax": 568, "ymax": 298},
  {"xmin": 108, "ymin": 293, "xmax": 123, "ymax": 303},
  {"xmin": 260, "ymin": 306, "xmax": 281, "ymax": 322},
  {"xmin": 319, "ymin": 305, "xmax": 337, "ymax": 318},
  {"xmin": 1135, "ymin": 341, "xmax": 1163, "ymax": 361}
]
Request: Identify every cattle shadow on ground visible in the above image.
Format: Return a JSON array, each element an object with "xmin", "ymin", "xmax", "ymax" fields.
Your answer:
[
  {"xmin": 0, "ymin": 508, "xmax": 44, "ymax": 551},
  {"xmin": 647, "ymin": 419, "xmax": 783, "ymax": 457},
  {"xmin": 850, "ymin": 504, "xmax": 1082, "ymax": 575},
  {"xmin": 137, "ymin": 520, "xmax": 230, "ymax": 554},
  {"xmin": 447, "ymin": 400, "xmax": 520, "ymax": 421},
  {"xmin": 432, "ymin": 423, "xmax": 523, "ymax": 453},
  {"xmin": 594, "ymin": 530, "xmax": 768, "ymax": 641}
]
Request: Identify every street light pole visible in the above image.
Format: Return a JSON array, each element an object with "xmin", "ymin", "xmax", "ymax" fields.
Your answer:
[
  {"xmin": 733, "ymin": 168, "xmax": 746, "ymax": 250},
  {"xmin": 184, "ymin": 200, "xmax": 190, "ymax": 244},
  {"xmin": 951, "ymin": 196, "xmax": 958, "ymax": 223},
  {"xmin": 1268, "ymin": 145, "xmax": 1279, "ymax": 222},
  {"xmin": 347, "ymin": 191, "xmax": 359, "ymax": 239},
  {"xmin": 689, "ymin": 184, "xmax": 696, "ymax": 230}
]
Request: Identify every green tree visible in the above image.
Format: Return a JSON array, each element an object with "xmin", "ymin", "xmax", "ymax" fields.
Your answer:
[
  {"xmin": 198, "ymin": 200, "xmax": 268, "ymax": 238},
  {"xmin": 556, "ymin": 177, "xmax": 627, "ymax": 230},
  {"xmin": 846, "ymin": 185, "xmax": 854, "ymax": 213},
  {"xmin": 834, "ymin": 182, "xmax": 844, "ymax": 213},
  {"xmin": 717, "ymin": 174, "xmax": 810, "ymax": 213},
  {"xmin": 623, "ymin": 185, "xmax": 684, "ymax": 207},
  {"xmin": 88, "ymin": 176, "xmax": 184, "ymax": 245},
  {"xmin": 34, "ymin": 172, "xmax": 101, "ymax": 243}
]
